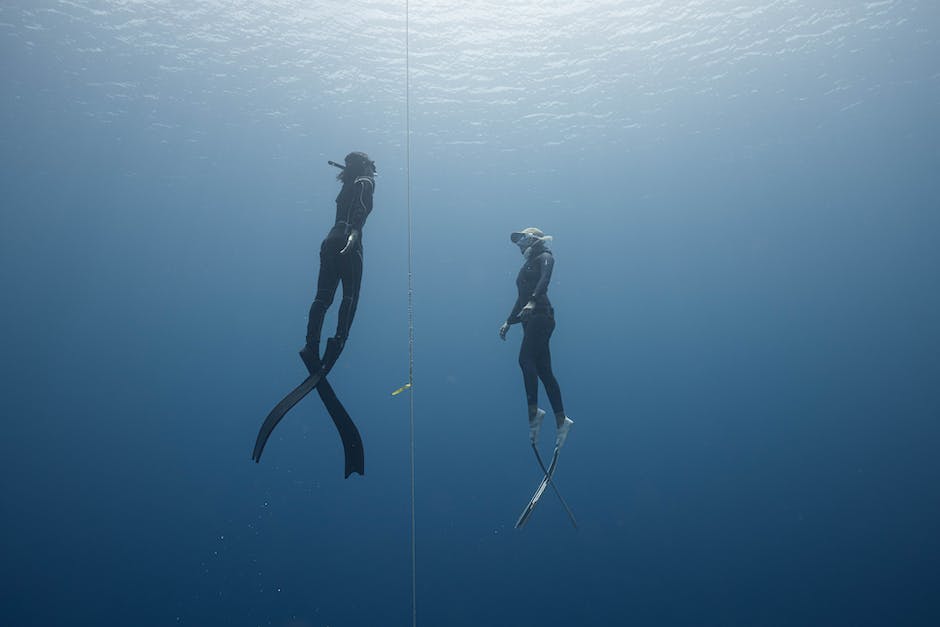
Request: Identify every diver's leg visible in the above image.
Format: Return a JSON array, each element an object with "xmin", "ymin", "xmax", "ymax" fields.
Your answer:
[
  {"xmin": 302, "ymin": 245, "xmax": 341, "ymax": 372},
  {"xmin": 321, "ymin": 248, "xmax": 362, "ymax": 370},
  {"xmin": 335, "ymin": 247, "xmax": 363, "ymax": 342},
  {"xmin": 520, "ymin": 325, "xmax": 549, "ymax": 444},
  {"xmin": 322, "ymin": 247, "xmax": 362, "ymax": 371},
  {"xmin": 532, "ymin": 316, "xmax": 567, "ymax": 428},
  {"xmin": 519, "ymin": 323, "xmax": 541, "ymax": 419}
]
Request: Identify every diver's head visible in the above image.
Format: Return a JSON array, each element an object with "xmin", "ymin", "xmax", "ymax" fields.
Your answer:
[
  {"xmin": 510, "ymin": 227, "xmax": 552, "ymax": 255},
  {"xmin": 337, "ymin": 151, "xmax": 376, "ymax": 182}
]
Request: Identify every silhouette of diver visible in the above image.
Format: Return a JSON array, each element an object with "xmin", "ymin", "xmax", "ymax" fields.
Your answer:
[
  {"xmin": 253, "ymin": 152, "xmax": 376, "ymax": 477},
  {"xmin": 498, "ymin": 227, "xmax": 574, "ymax": 449},
  {"xmin": 501, "ymin": 227, "xmax": 578, "ymax": 529},
  {"xmin": 299, "ymin": 151, "xmax": 376, "ymax": 375}
]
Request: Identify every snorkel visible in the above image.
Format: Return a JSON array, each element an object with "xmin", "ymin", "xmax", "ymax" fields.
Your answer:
[{"xmin": 329, "ymin": 152, "xmax": 377, "ymax": 177}]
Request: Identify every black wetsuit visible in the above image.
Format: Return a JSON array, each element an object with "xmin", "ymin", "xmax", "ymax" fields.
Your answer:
[
  {"xmin": 305, "ymin": 174, "xmax": 375, "ymax": 358},
  {"xmin": 506, "ymin": 245, "xmax": 564, "ymax": 415}
]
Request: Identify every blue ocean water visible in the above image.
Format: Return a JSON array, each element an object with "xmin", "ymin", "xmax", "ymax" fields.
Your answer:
[{"xmin": 2, "ymin": 1, "xmax": 939, "ymax": 625}]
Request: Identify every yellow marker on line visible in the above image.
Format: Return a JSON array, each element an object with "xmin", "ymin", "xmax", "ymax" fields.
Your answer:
[{"xmin": 391, "ymin": 382, "xmax": 412, "ymax": 396}]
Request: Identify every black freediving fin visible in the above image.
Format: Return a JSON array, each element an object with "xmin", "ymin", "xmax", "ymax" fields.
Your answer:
[
  {"xmin": 253, "ymin": 337, "xmax": 363, "ymax": 477},
  {"xmin": 531, "ymin": 444, "xmax": 578, "ymax": 529},
  {"xmin": 515, "ymin": 446, "xmax": 560, "ymax": 529},
  {"xmin": 252, "ymin": 370, "xmax": 325, "ymax": 463},
  {"xmin": 316, "ymin": 377, "xmax": 365, "ymax": 478}
]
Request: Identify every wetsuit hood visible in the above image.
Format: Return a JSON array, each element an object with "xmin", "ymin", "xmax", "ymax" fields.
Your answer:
[{"xmin": 344, "ymin": 151, "xmax": 376, "ymax": 175}]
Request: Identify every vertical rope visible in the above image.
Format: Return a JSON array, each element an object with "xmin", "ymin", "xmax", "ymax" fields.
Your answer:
[{"xmin": 405, "ymin": 1, "xmax": 416, "ymax": 626}]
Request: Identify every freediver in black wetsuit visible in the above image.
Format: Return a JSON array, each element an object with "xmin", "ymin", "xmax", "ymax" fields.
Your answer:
[
  {"xmin": 252, "ymin": 151, "xmax": 375, "ymax": 476},
  {"xmin": 499, "ymin": 227, "xmax": 574, "ymax": 449},
  {"xmin": 299, "ymin": 151, "xmax": 376, "ymax": 374}
]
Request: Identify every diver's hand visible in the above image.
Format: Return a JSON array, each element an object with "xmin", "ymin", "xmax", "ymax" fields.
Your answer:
[
  {"xmin": 498, "ymin": 322, "xmax": 510, "ymax": 341},
  {"xmin": 340, "ymin": 229, "xmax": 359, "ymax": 255},
  {"xmin": 519, "ymin": 301, "xmax": 536, "ymax": 320}
]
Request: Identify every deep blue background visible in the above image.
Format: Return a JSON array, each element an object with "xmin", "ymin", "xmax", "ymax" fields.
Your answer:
[{"xmin": 2, "ymin": 2, "xmax": 939, "ymax": 626}]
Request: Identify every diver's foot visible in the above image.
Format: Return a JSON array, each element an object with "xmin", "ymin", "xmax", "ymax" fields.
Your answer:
[
  {"xmin": 529, "ymin": 408, "xmax": 546, "ymax": 445},
  {"xmin": 555, "ymin": 416, "xmax": 574, "ymax": 449},
  {"xmin": 322, "ymin": 336, "xmax": 346, "ymax": 373},
  {"xmin": 299, "ymin": 344, "xmax": 322, "ymax": 376}
]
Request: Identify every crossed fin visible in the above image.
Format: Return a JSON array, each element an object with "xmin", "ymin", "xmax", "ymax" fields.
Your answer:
[{"xmin": 252, "ymin": 337, "xmax": 363, "ymax": 477}]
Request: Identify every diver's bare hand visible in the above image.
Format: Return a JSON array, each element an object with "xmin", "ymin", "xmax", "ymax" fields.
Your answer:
[
  {"xmin": 498, "ymin": 322, "xmax": 510, "ymax": 341},
  {"xmin": 519, "ymin": 301, "xmax": 536, "ymax": 320}
]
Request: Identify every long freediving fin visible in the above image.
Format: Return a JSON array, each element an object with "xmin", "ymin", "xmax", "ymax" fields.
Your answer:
[
  {"xmin": 515, "ymin": 446, "xmax": 560, "ymax": 529},
  {"xmin": 317, "ymin": 377, "xmax": 365, "ymax": 478},
  {"xmin": 253, "ymin": 335, "xmax": 364, "ymax": 476},
  {"xmin": 531, "ymin": 444, "xmax": 578, "ymax": 529},
  {"xmin": 252, "ymin": 370, "xmax": 325, "ymax": 463}
]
